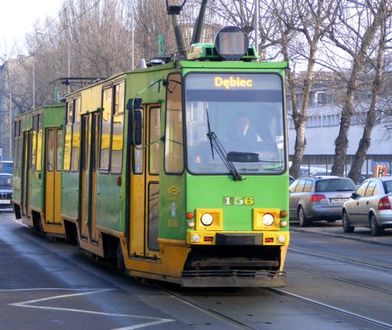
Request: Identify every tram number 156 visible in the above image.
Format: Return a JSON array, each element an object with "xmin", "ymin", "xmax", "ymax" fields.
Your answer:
[{"xmin": 223, "ymin": 196, "xmax": 254, "ymax": 206}]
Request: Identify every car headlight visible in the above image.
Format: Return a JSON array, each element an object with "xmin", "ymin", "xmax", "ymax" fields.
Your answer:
[
  {"xmin": 262, "ymin": 213, "xmax": 275, "ymax": 226},
  {"xmin": 201, "ymin": 213, "xmax": 214, "ymax": 226}
]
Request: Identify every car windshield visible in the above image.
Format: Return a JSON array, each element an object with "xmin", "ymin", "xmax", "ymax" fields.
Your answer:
[
  {"xmin": 0, "ymin": 162, "xmax": 13, "ymax": 174},
  {"xmin": 0, "ymin": 175, "xmax": 12, "ymax": 189},
  {"xmin": 316, "ymin": 179, "xmax": 356, "ymax": 192},
  {"xmin": 185, "ymin": 73, "xmax": 285, "ymax": 175}
]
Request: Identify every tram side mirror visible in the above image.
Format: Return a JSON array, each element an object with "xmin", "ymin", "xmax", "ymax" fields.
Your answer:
[
  {"xmin": 127, "ymin": 98, "xmax": 143, "ymax": 146},
  {"xmin": 133, "ymin": 109, "xmax": 143, "ymax": 145}
]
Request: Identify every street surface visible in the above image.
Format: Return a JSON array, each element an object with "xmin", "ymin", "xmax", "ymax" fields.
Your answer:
[{"xmin": 0, "ymin": 211, "xmax": 391, "ymax": 329}]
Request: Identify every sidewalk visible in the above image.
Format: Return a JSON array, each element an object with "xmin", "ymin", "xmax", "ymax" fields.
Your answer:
[{"xmin": 291, "ymin": 221, "xmax": 392, "ymax": 247}]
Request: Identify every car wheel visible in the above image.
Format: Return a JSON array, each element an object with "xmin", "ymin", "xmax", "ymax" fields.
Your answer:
[
  {"xmin": 298, "ymin": 206, "xmax": 310, "ymax": 227},
  {"xmin": 342, "ymin": 211, "xmax": 354, "ymax": 233},
  {"xmin": 370, "ymin": 214, "xmax": 383, "ymax": 236}
]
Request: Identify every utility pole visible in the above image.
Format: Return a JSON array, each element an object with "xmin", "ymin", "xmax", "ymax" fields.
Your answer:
[
  {"xmin": 255, "ymin": 0, "xmax": 259, "ymax": 57},
  {"xmin": 8, "ymin": 77, "xmax": 12, "ymax": 160}
]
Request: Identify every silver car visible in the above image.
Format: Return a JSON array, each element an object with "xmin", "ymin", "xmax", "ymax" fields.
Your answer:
[
  {"xmin": 289, "ymin": 175, "xmax": 356, "ymax": 226},
  {"xmin": 0, "ymin": 173, "xmax": 13, "ymax": 212},
  {"xmin": 342, "ymin": 176, "xmax": 392, "ymax": 236}
]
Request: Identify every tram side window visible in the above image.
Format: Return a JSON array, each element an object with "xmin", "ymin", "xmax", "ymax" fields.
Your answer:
[
  {"xmin": 13, "ymin": 120, "xmax": 21, "ymax": 170},
  {"xmin": 63, "ymin": 101, "xmax": 74, "ymax": 171},
  {"xmin": 149, "ymin": 107, "xmax": 160, "ymax": 175},
  {"xmin": 31, "ymin": 114, "xmax": 42, "ymax": 171},
  {"xmin": 36, "ymin": 114, "xmax": 43, "ymax": 172},
  {"xmin": 111, "ymin": 82, "xmax": 124, "ymax": 174},
  {"xmin": 100, "ymin": 87, "xmax": 112, "ymax": 171},
  {"xmin": 56, "ymin": 129, "xmax": 63, "ymax": 171},
  {"xmin": 165, "ymin": 73, "xmax": 184, "ymax": 174},
  {"xmin": 31, "ymin": 115, "xmax": 37, "ymax": 170},
  {"xmin": 47, "ymin": 129, "xmax": 55, "ymax": 172},
  {"xmin": 133, "ymin": 109, "xmax": 144, "ymax": 175},
  {"xmin": 71, "ymin": 98, "xmax": 81, "ymax": 172}
]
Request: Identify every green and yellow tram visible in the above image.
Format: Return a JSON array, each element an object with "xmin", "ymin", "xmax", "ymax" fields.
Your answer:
[
  {"xmin": 14, "ymin": 27, "xmax": 289, "ymax": 287},
  {"xmin": 13, "ymin": 104, "xmax": 65, "ymax": 236}
]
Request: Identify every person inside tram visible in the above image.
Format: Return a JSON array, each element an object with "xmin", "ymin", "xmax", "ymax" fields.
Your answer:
[{"xmin": 231, "ymin": 114, "xmax": 262, "ymax": 144}]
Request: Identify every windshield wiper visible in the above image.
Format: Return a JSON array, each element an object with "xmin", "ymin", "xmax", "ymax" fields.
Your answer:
[{"xmin": 205, "ymin": 108, "xmax": 242, "ymax": 181}]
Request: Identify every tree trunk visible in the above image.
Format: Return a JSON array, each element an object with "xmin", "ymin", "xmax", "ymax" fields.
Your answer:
[
  {"xmin": 348, "ymin": 9, "xmax": 387, "ymax": 183},
  {"xmin": 330, "ymin": 2, "xmax": 384, "ymax": 176}
]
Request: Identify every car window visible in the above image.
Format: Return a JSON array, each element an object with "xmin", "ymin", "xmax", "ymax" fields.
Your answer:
[
  {"xmin": 364, "ymin": 181, "xmax": 377, "ymax": 197},
  {"xmin": 289, "ymin": 180, "xmax": 297, "ymax": 192},
  {"xmin": 294, "ymin": 179, "xmax": 306, "ymax": 192},
  {"xmin": 315, "ymin": 178, "xmax": 356, "ymax": 192},
  {"xmin": 304, "ymin": 180, "xmax": 313, "ymax": 192},
  {"xmin": 0, "ymin": 162, "xmax": 13, "ymax": 174},
  {"xmin": 356, "ymin": 181, "xmax": 369, "ymax": 197},
  {"xmin": 0, "ymin": 175, "xmax": 12, "ymax": 189},
  {"xmin": 383, "ymin": 180, "xmax": 392, "ymax": 194}
]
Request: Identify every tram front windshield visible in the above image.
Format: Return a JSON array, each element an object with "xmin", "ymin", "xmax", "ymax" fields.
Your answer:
[{"xmin": 185, "ymin": 73, "xmax": 285, "ymax": 175}]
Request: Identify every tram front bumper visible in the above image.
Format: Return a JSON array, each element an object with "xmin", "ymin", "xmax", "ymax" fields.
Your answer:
[{"xmin": 181, "ymin": 270, "xmax": 286, "ymax": 287}]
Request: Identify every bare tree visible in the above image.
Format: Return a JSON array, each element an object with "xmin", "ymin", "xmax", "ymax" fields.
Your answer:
[
  {"xmin": 348, "ymin": 2, "xmax": 392, "ymax": 182},
  {"xmin": 322, "ymin": 0, "xmax": 388, "ymax": 176},
  {"xmin": 256, "ymin": 0, "xmax": 339, "ymax": 178}
]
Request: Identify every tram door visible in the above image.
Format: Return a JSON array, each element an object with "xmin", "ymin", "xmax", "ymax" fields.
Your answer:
[
  {"xmin": 45, "ymin": 128, "xmax": 62, "ymax": 224},
  {"xmin": 79, "ymin": 112, "xmax": 99, "ymax": 242},
  {"xmin": 21, "ymin": 131, "xmax": 32, "ymax": 217},
  {"xmin": 129, "ymin": 105, "xmax": 161, "ymax": 258}
]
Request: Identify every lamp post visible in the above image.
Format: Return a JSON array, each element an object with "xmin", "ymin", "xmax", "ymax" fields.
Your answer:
[
  {"xmin": 165, "ymin": 0, "xmax": 187, "ymax": 57},
  {"xmin": 9, "ymin": 79, "xmax": 12, "ymax": 159}
]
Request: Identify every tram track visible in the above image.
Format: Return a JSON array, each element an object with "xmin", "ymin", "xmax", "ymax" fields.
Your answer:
[
  {"xmin": 287, "ymin": 247, "xmax": 392, "ymax": 296},
  {"xmin": 269, "ymin": 288, "xmax": 392, "ymax": 329},
  {"xmin": 288, "ymin": 246, "xmax": 392, "ymax": 273},
  {"xmin": 152, "ymin": 283, "xmax": 256, "ymax": 330}
]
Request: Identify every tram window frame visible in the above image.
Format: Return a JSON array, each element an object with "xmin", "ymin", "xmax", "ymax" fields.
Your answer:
[
  {"xmin": 31, "ymin": 113, "xmax": 42, "ymax": 172},
  {"xmin": 100, "ymin": 87, "xmax": 113, "ymax": 172},
  {"xmin": 132, "ymin": 109, "xmax": 144, "ymax": 175},
  {"xmin": 71, "ymin": 98, "xmax": 81, "ymax": 172},
  {"xmin": 47, "ymin": 129, "xmax": 55, "ymax": 172},
  {"xmin": 149, "ymin": 106, "xmax": 160, "ymax": 175},
  {"xmin": 13, "ymin": 120, "xmax": 21, "ymax": 170},
  {"xmin": 56, "ymin": 129, "xmax": 63, "ymax": 171},
  {"xmin": 164, "ymin": 73, "xmax": 184, "ymax": 174},
  {"xmin": 63, "ymin": 101, "xmax": 75, "ymax": 172},
  {"xmin": 111, "ymin": 82, "xmax": 125, "ymax": 174},
  {"xmin": 36, "ymin": 114, "xmax": 43, "ymax": 172},
  {"xmin": 99, "ymin": 81, "xmax": 125, "ymax": 174}
]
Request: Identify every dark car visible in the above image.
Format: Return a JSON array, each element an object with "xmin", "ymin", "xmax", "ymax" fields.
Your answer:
[
  {"xmin": 0, "ymin": 160, "xmax": 13, "ymax": 174},
  {"xmin": 342, "ymin": 176, "xmax": 392, "ymax": 236},
  {"xmin": 0, "ymin": 173, "xmax": 13, "ymax": 211},
  {"xmin": 289, "ymin": 175, "xmax": 356, "ymax": 226}
]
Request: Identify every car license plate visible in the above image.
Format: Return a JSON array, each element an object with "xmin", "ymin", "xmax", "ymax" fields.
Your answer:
[
  {"xmin": 0, "ymin": 199, "xmax": 11, "ymax": 204},
  {"xmin": 330, "ymin": 198, "xmax": 347, "ymax": 204}
]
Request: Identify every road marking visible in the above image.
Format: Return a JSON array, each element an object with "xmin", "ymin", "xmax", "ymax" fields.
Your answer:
[
  {"xmin": 6, "ymin": 288, "xmax": 174, "ymax": 329},
  {"xmin": 10, "ymin": 217, "xmax": 28, "ymax": 227}
]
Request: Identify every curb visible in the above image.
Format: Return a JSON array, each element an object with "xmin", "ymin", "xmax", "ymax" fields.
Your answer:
[{"xmin": 291, "ymin": 227, "xmax": 392, "ymax": 247}]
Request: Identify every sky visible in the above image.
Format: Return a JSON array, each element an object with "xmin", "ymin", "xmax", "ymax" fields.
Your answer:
[{"xmin": 0, "ymin": 0, "xmax": 63, "ymax": 58}]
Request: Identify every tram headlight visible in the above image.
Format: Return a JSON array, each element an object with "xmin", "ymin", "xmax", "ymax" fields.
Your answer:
[
  {"xmin": 262, "ymin": 213, "xmax": 275, "ymax": 226},
  {"xmin": 200, "ymin": 213, "xmax": 214, "ymax": 226},
  {"xmin": 191, "ymin": 234, "xmax": 201, "ymax": 242},
  {"xmin": 277, "ymin": 235, "xmax": 286, "ymax": 243}
]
